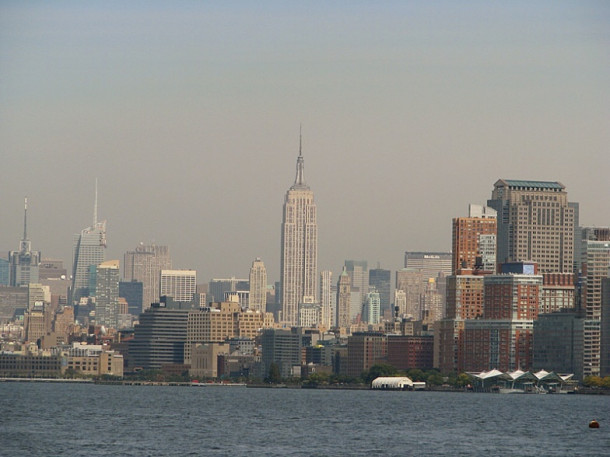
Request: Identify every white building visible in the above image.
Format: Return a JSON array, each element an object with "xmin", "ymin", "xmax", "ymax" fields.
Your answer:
[
  {"xmin": 280, "ymin": 138, "xmax": 318, "ymax": 326},
  {"xmin": 160, "ymin": 269, "xmax": 197, "ymax": 302},
  {"xmin": 249, "ymin": 258, "xmax": 267, "ymax": 312}
]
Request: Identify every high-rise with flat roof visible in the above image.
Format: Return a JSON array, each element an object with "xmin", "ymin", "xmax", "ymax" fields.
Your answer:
[
  {"xmin": 320, "ymin": 270, "xmax": 334, "ymax": 328},
  {"xmin": 124, "ymin": 244, "xmax": 171, "ymax": 311},
  {"xmin": 336, "ymin": 267, "xmax": 351, "ymax": 328},
  {"xmin": 248, "ymin": 258, "xmax": 267, "ymax": 312},
  {"xmin": 404, "ymin": 252, "xmax": 452, "ymax": 279},
  {"xmin": 95, "ymin": 260, "xmax": 120, "ymax": 329},
  {"xmin": 160, "ymin": 270, "xmax": 197, "ymax": 303},
  {"xmin": 452, "ymin": 204, "xmax": 497, "ymax": 274},
  {"xmin": 280, "ymin": 135, "xmax": 317, "ymax": 325},
  {"xmin": 487, "ymin": 179, "xmax": 576, "ymax": 273}
]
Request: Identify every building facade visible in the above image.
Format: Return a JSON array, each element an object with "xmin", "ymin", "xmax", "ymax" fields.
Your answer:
[
  {"xmin": 452, "ymin": 204, "xmax": 497, "ymax": 273},
  {"xmin": 336, "ymin": 267, "xmax": 351, "ymax": 328},
  {"xmin": 95, "ymin": 260, "xmax": 120, "ymax": 329},
  {"xmin": 123, "ymin": 244, "xmax": 171, "ymax": 311},
  {"xmin": 160, "ymin": 269, "xmax": 197, "ymax": 303},
  {"xmin": 248, "ymin": 258, "xmax": 267, "ymax": 312},
  {"xmin": 280, "ymin": 141, "xmax": 318, "ymax": 325},
  {"xmin": 487, "ymin": 179, "xmax": 576, "ymax": 273}
]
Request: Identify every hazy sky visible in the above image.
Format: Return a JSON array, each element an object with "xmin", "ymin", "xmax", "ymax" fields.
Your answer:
[{"xmin": 1, "ymin": 1, "xmax": 609, "ymax": 284}]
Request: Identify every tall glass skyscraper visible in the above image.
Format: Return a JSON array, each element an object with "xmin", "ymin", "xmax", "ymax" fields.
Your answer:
[
  {"xmin": 280, "ymin": 135, "xmax": 317, "ymax": 325},
  {"xmin": 71, "ymin": 184, "xmax": 106, "ymax": 303}
]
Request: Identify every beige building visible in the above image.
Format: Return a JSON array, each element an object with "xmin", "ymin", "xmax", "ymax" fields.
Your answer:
[
  {"xmin": 248, "ymin": 258, "xmax": 267, "ymax": 312},
  {"xmin": 280, "ymin": 144, "xmax": 318, "ymax": 325},
  {"xmin": 160, "ymin": 269, "xmax": 197, "ymax": 302},
  {"xmin": 488, "ymin": 179, "xmax": 576, "ymax": 273},
  {"xmin": 64, "ymin": 343, "xmax": 123, "ymax": 377},
  {"xmin": 124, "ymin": 244, "xmax": 172, "ymax": 311},
  {"xmin": 189, "ymin": 343, "xmax": 230, "ymax": 379},
  {"xmin": 184, "ymin": 302, "xmax": 273, "ymax": 364}
]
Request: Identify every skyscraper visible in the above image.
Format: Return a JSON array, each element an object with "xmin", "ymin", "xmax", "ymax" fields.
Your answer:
[
  {"xmin": 160, "ymin": 269, "xmax": 197, "ymax": 303},
  {"xmin": 95, "ymin": 260, "xmax": 120, "ymax": 329},
  {"xmin": 280, "ymin": 134, "xmax": 317, "ymax": 325},
  {"xmin": 487, "ymin": 179, "xmax": 576, "ymax": 273},
  {"xmin": 124, "ymin": 244, "xmax": 172, "ymax": 311},
  {"xmin": 452, "ymin": 204, "xmax": 497, "ymax": 274},
  {"xmin": 248, "ymin": 258, "xmax": 267, "ymax": 312},
  {"xmin": 336, "ymin": 266, "xmax": 351, "ymax": 328},
  {"xmin": 369, "ymin": 267, "xmax": 391, "ymax": 316},
  {"xmin": 71, "ymin": 183, "xmax": 106, "ymax": 303},
  {"xmin": 344, "ymin": 260, "xmax": 368, "ymax": 306},
  {"xmin": 320, "ymin": 270, "xmax": 334, "ymax": 328},
  {"xmin": 9, "ymin": 198, "xmax": 41, "ymax": 287}
]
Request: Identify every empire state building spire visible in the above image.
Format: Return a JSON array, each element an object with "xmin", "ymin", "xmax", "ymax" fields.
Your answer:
[{"xmin": 292, "ymin": 128, "xmax": 309, "ymax": 190}]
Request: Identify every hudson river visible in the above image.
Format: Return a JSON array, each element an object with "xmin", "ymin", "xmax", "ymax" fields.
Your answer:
[{"xmin": 2, "ymin": 383, "xmax": 609, "ymax": 456}]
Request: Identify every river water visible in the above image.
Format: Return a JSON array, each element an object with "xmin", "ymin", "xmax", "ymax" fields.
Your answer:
[{"xmin": 1, "ymin": 383, "xmax": 608, "ymax": 456}]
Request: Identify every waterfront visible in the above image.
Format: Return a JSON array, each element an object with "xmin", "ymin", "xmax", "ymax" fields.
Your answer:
[{"xmin": 2, "ymin": 383, "xmax": 609, "ymax": 456}]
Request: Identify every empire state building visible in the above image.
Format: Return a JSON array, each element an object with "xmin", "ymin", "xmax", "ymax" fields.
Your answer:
[{"xmin": 280, "ymin": 137, "xmax": 318, "ymax": 325}]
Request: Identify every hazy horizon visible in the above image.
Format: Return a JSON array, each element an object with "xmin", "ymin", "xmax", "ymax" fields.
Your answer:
[{"xmin": 1, "ymin": 1, "xmax": 608, "ymax": 283}]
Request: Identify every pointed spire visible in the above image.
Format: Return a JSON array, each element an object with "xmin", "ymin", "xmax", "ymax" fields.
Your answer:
[
  {"xmin": 23, "ymin": 197, "xmax": 28, "ymax": 242},
  {"xmin": 93, "ymin": 178, "xmax": 98, "ymax": 226},
  {"xmin": 293, "ymin": 126, "xmax": 307, "ymax": 188}
]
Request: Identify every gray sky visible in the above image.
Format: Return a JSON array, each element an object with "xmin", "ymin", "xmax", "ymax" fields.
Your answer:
[{"xmin": 1, "ymin": 1, "xmax": 609, "ymax": 283}]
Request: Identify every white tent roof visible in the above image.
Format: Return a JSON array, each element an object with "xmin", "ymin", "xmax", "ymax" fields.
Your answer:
[{"xmin": 371, "ymin": 377, "xmax": 413, "ymax": 388}]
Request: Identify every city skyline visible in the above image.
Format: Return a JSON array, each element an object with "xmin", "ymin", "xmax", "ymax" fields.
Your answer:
[{"xmin": 1, "ymin": 2, "xmax": 609, "ymax": 283}]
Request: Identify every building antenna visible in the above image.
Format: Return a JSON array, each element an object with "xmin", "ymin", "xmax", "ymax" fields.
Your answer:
[
  {"xmin": 23, "ymin": 196, "xmax": 28, "ymax": 241},
  {"xmin": 299, "ymin": 124, "xmax": 302, "ymax": 157},
  {"xmin": 93, "ymin": 178, "xmax": 98, "ymax": 226}
]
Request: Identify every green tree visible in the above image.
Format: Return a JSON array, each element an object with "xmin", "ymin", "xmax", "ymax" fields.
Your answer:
[
  {"xmin": 364, "ymin": 363, "xmax": 398, "ymax": 384},
  {"xmin": 266, "ymin": 362, "xmax": 282, "ymax": 384},
  {"xmin": 407, "ymin": 369, "xmax": 425, "ymax": 382},
  {"xmin": 583, "ymin": 375, "xmax": 603, "ymax": 387}
]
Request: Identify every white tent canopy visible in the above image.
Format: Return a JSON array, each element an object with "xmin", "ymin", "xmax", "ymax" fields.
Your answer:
[{"xmin": 371, "ymin": 377, "xmax": 414, "ymax": 389}]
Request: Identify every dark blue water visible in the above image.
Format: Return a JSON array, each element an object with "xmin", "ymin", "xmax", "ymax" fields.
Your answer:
[{"xmin": 1, "ymin": 383, "xmax": 609, "ymax": 456}]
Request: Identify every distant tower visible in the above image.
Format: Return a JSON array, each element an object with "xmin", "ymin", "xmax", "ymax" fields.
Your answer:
[
  {"xmin": 124, "ymin": 244, "xmax": 172, "ymax": 311},
  {"xmin": 95, "ymin": 260, "xmax": 120, "ymax": 329},
  {"xmin": 71, "ymin": 181, "xmax": 106, "ymax": 303},
  {"xmin": 336, "ymin": 266, "xmax": 351, "ymax": 328},
  {"xmin": 280, "ymin": 131, "xmax": 318, "ymax": 325},
  {"xmin": 320, "ymin": 270, "xmax": 334, "ymax": 327},
  {"xmin": 249, "ymin": 258, "xmax": 267, "ymax": 312},
  {"xmin": 160, "ymin": 269, "xmax": 197, "ymax": 303},
  {"xmin": 344, "ymin": 260, "xmax": 368, "ymax": 307},
  {"xmin": 452, "ymin": 204, "xmax": 497, "ymax": 274},
  {"xmin": 487, "ymin": 179, "xmax": 577, "ymax": 273},
  {"xmin": 9, "ymin": 197, "xmax": 41, "ymax": 286}
]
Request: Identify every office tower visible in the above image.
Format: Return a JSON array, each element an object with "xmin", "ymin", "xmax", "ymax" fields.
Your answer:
[
  {"xmin": 580, "ymin": 237, "xmax": 610, "ymax": 377},
  {"xmin": 71, "ymin": 184, "xmax": 106, "ymax": 303},
  {"xmin": 369, "ymin": 267, "xmax": 391, "ymax": 317},
  {"xmin": 280, "ymin": 135, "xmax": 318, "ymax": 325},
  {"xmin": 9, "ymin": 198, "xmax": 41, "ymax": 287},
  {"xmin": 119, "ymin": 280, "xmax": 144, "ymax": 316},
  {"xmin": 601, "ymin": 278, "xmax": 610, "ymax": 377},
  {"xmin": 363, "ymin": 288, "xmax": 381, "ymax": 324},
  {"xmin": 487, "ymin": 179, "xmax": 576, "ymax": 273},
  {"xmin": 94, "ymin": 260, "xmax": 120, "ymax": 329},
  {"xmin": 395, "ymin": 268, "xmax": 425, "ymax": 320},
  {"xmin": 160, "ymin": 269, "xmax": 197, "ymax": 303},
  {"xmin": 261, "ymin": 328, "xmax": 302, "ymax": 378},
  {"xmin": 336, "ymin": 267, "xmax": 351, "ymax": 328},
  {"xmin": 404, "ymin": 252, "xmax": 452, "ymax": 279},
  {"xmin": 208, "ymin": 277, "xmax": 249, "ymax": 303},
  {"xmin": 533, "ymin": 311, "xmax": 584, "ymax": 380},
  {"xmin": 0, "ymin": 258, "xmax": 9, "ymax": 286},
  {"xmin": 129, "ymin": 300, "xmax": 194, "ymax": 370},
  {"xmin": 347, "ymin": 332, "xmax": 387, "ymax": 377},
  {"xmin": 446, "ymin": 273, "xmax": 485, "ymax": 320},
  {"xmin": 420, "ymin": 278, "xmax": 443, "ymax": 326},
  {"xmin": 344, "ymin": 260, "xmax": 368, "ymax": 306},
  {"xmin": 249, "ymin": 258, "xmax": 267, "ymax": 312},
  {"xmin": 124, "ymin": 244, "xmax": 172, "ymax": 311},
  {"xmin": 320, "ymin": 270, "xmax": 334, "ymax": 327},
  {"xmin": 452, "ymin": 204, "xmax": 497, "ymax": 273}
]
